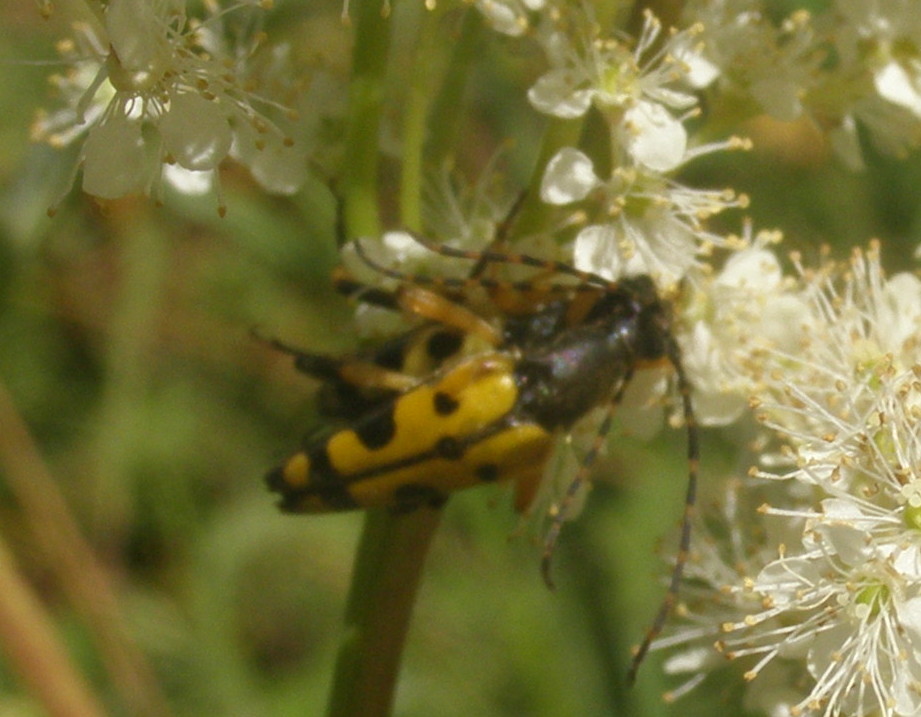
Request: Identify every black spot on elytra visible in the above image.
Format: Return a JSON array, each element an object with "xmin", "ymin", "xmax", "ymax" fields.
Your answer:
[
  {"xmin": 433, "ymin": 391, "xmax": 459, "ymax": 415},
  {"xmin": 309, "ymin": 444, "xmax": 334, "ymax": 476},
  {"xmin": 354, "ymin": 406, "xmax": 397, "ymax": 449},
  {"xmin": 265, "ymin": 446, "xmax": 359, "ymax": 513},
  {"xmin": 435, "ymin": 436, "xmax": 464, "ymax": 459},
  {"xmin": 426, "ymin": 330, "xmax": 463, "ymax": 362},
  {"xmin": 476, "ymin": 464, "xmax": 500, "ymax": 482}
]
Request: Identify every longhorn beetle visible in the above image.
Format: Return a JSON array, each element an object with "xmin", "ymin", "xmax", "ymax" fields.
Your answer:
[{"xmin": 264, "ymin": 232, "xmax": 699, "ymax": 680}]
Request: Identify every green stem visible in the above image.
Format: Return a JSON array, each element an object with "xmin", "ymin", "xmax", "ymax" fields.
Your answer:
[
  {"xmin": 341, "ymin": 1, "xmax": 390, "ymax": 237},
  {"xmin": 397, "ymin": 2, "xmax": 436, "ymax": 231},
  {"xmin": 326, "ymin": 5, "xmax": 448, "ymax": 717},
  {"xmin": 90, "ymin": 205, "xmax": 168, "ymax": 546},
  {"xmin": 425, "ymin": 9, "xmax": 483, "ymax": 171},
  {"xmin": 326, "ymin": 508, "xmax": 442, "ymax": 717}
]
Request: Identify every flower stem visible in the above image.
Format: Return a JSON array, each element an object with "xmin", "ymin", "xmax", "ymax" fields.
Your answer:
[
  {"xmin": 425, "ymin": 8, "xmax": 484, "ymax": 171},
  {"xmin": 326, "ymin": 4, "xmax": 446, "ymax": 716},
  {"xmin": 397, "ymin": 1, "xmax": 436, "ymax": 231},
  {"xmin": 340, "ymin": 0, "xmax": 390, "ymax": 238},
  {"xmin": 326, "ymin": 508, "xmax": 441, "ymax": 717}
]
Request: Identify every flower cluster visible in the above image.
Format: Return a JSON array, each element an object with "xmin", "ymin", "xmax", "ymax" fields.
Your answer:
[
  {"xmin": 529, "ymin": 8, "xmax": 748, "ymax": 284},
  {"xmin": 32, "ymin": 0, "xmax": 305, "ymax": 212},
  {"xmin": 678, "ymin": 228, "xmax": 788, "ymax": 426},
  {"xmin": 662, "ymin": 244, "xmax": 921, "ymax": 716},
  {"xmin": 684, "ymin": 0, "xmax": 921, "ymax": 168}
]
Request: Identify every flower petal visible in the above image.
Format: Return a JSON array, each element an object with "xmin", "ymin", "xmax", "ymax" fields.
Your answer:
[
  {"xmin": 623, "ymin": 101, "xmax": 687, "ymax": 171},
  {"xmin": 159, "ymin": 92, "xmax": 232, "ymax": 171},
  {"xmin": 82, "ymin": 117, "xmax": 148, "ymax": 198},
  {"xmin": 540, "ymin": 148, "xmax": 599, "ymax": 204},
  {"xmin": 528, "ymin": 69, "xmax": 593, "ymax": 118}
]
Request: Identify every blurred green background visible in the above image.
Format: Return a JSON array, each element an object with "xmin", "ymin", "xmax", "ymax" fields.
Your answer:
[{"xmin": 3, "ymin": 3, "xmax": 921, "ymax": 716}]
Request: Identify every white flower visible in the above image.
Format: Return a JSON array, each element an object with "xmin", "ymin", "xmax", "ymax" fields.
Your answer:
[
  {"xmin": 834, "ymin": 0, "xmax": 921, "ymax": 115},
  {"xmin": 683, "ymin": 1, "xmax": 921, "ymax": 165},
  {"xmin": 681, "ymin": 2, "xmax": 818, "ymax": 123},
  {"xmin": 529, "ymin": 10, "xmax": 701, "ymax": 118},
  {"xmin": 678, "ymin": 235, "xmax": 805, "ymax": 426},
  {"xmin": 341, "ymin": 230, "xmax": 433, "ymax": 285},
  {"xmin": 746, "ymin": 245, "xmax": 921, "ymax": 714},
  {"xmin": 726, "ymin": 511, "xmax": 921, "ymax": 716},
  {"xmin": 528, "ymin": 10, "xmax": 706, "ymax": 171},
  {"xmin": 31, "ymin": 0, "xmax": 303, "ymax": 211},
  {"xmin": 828, "ymin": 0, "xmax": 921, "ymax": 160},
  {"xmin": 340, "ymin": 174, "xmax": 536, "ymax": 302},
  {"xmin": 653, "ymin": 476, "xmax": 794, "ymax": 704},
  {"xmin": 540, "ymin": 146, "xmax": 749, "ymax": 284},
  {"xmin": 660, "ymin": 244, "xmax": 921, "ymax": 715}
]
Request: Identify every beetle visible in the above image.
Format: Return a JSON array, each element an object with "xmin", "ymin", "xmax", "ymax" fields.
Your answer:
[{"xmin": 264, "ymin": 234, "xmax": 699, "ymax": 679}]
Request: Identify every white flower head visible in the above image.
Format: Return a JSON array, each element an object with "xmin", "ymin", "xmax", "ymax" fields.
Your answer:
[
  {"xmin": 540, "ymin": 146, "xmax": 749, "ymax": 285},
  {"xmin": 735, "ymin": 244, "xmax": 921, "ymax": 715},
  {"xmin": 724, "ymin": 514, "xmax": 921, "ymax": 717},
  {"xmin": 32, "ymin": 0, "xmax": 303, "ymax": 212},
  {"xmin": 653, "ymin": 475, "xmax": 797, "ymax": 704},
  {"xmin": 663, "ymin": 483, "xmax": 921, "ymax": 716},
  {"xmin": 754, "ymin": 244, "xmax": 921, "ymax": 469},
  {"xmin": 677, "ymin": 230, "xmax": 807, "ymax": 427},
  {"xmin": 660, "ymin": 243, "xmax": 921, "ymax": 715},
  {"xmin": 685, "ymin": 1, "xmax": 921, "ymax": 165},
  {"xmin": 528, "ymin": 10, "xmax": 709, "ymax": 171},
  {"xmin": 834, "ymin": 0, "xmax": 921, "ymax": 116}
]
